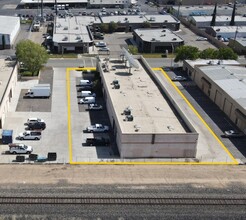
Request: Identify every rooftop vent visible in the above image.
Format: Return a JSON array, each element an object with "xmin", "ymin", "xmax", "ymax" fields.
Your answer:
[
  {"xmin": 162, "ymin": 29, "xmax": 166, "ymax": 32},
  {"xmin": 150, "ymin": 17, "xmax": 155, "ymax": 21},
  {"xmin": 75, "ymin": 26, "xmax": 79, "ymax": 30},
  {"xmin": 124, "ymin": 115, "xmax": 133, "ymax": 121},
  {"xmin": 164, "ymin": 20, "xmax": 168, "ymax": 22},
  {"xmin": 161, "ymin": 34, "xmax": 166, "ymax": 37},
  {"xmin": 76, "ymin": 36, "xmax": 81, "ymax": 40},
  {"xmin": 62, "ymin": 36, "xmax": 68, "ymax": 41},
  {"xmin": 216, "ymin": 28, "xmax": 220, "ymax": 31},
  {"xmin": 134, "ymin": 124, "xmax": 140, "ymax": 132},
  {"xmin": 63, "ymin": 26, "xmax": 68, "ymax": 30},
  {"xmin": 151, "ymin": 38, "xmax": 156, "ymax": 41},
  {"xmin": 172, "ymin": 38, "xmax": 177, "ymax": 41},
  {"xmin": 124, "ymin": 17, "xmax": 128, "ymax": 20}
]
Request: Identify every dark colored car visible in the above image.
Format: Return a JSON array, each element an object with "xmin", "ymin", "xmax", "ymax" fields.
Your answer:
[
  {"xmin": 86, "ymin": 137, "xmax": 110, "ymax": 146},
  {"xmin": 27, "ymin": 122, "xmax": 46, "ymax": 130}
]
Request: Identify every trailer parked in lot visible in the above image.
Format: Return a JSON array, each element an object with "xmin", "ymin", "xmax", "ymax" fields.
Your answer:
[{"xmin": 24, "ymin": 85, "xmax": 51, "ymax": 98}]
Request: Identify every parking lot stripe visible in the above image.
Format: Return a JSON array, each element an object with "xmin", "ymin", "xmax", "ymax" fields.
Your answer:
[
  {"xmin": 67, "ymin": 67, "xmax": 238, "ymax": 165},
  {"xmin": 153, "ymin": 68, "xmax": 238, "ymax": 165},
  {"xmin": 66, "ymin": 68, "xmax": 73, "ymax": 163}
]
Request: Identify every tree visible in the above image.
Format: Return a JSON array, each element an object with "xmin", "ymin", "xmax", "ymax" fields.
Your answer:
[
  {"xmin": 100, "ymin": 23, "xmax": 109, "ymax": 33},
  {"xmin": 199, "ymin": 48, "xmax": 217, "ymax": 59},
  {"xmin": 174, "ymin": 46, "xmax": 199, "ymax": 62},
  {"xmin": 128, "ymin": 45, "xmax": 138, "ymax": 55},
  {"xmin": 16, "ymin": 40, "xmax": 49, "ymax": 76},
  {"xmin": 216, "ymin": 48, "xmax": 238, "ymax": 60},
  {"xmin": 109, "ymin": 21, "xmax": 118, "ymax": 33},
  {"xmin": 142, "ymin": 21, "xmax": 151, "ymax": 28}
]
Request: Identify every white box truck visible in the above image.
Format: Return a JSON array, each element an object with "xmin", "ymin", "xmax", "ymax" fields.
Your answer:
[{"xmin": 24, "ymin": 85, "xmax": 51, "ymax": 98}]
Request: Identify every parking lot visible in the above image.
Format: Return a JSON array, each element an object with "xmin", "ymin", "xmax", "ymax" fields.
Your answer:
[{"xmin": 0, "ymin": 66, "xmax": 118, "ymax": 163}]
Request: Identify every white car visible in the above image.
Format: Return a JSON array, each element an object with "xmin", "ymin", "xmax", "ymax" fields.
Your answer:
[
  {"xmin": 88, "ymin": 103, "xmax": 103, "ymax": 110},
  {"xmin": 196, "ymin": 37, "xmax": 208, "ymax": 41},
  {"xmin": 224, "ymin": 130, "xmax": 245, "ymax": 138},
  {"xmin": 25, "ymin": 118, "xmax": 44, "ymax": 125},
  {"xmin": 172, "ymin": 76, "xmax": 187, "ymax": 81},
  {"xmin": 98, "ymin": 47, "xmax": 110, "ymax": 52},
  {"xmin": 86, "ymin": 124, "xmax": 109, "ymax": 133},
  {"xmin": 95, "ymin": 42, "xmax": 107, "ymax": 47}
]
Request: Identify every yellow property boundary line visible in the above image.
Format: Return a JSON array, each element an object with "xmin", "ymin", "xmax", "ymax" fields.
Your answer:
[{"xmin": 66, "ymin": 67, "xmax": 238, "ymax": 165}]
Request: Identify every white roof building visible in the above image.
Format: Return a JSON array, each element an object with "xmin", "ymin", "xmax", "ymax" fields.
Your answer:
[{"xmin": 0, "ymin": 16, "xmax": 20, "ymax": 48}]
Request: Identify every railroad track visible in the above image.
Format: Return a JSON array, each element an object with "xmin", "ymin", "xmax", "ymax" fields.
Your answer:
[{"xmin": 0, "ymin": 197, "xmax": 245, "ymax": 205}]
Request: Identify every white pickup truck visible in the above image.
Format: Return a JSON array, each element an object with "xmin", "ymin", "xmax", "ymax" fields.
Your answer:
[
  {"xmin": 86, "ymin": 124, "xmax": 109, "ymax": 133},
  {"xmin": 9, "ymin": 143, "xmax": 33, "ymax": 154}
]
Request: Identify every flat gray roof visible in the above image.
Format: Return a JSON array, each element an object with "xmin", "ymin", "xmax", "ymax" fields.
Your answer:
[
  {"xmin": 0, "ymin": 16, "xmax": 20, "ymax": 35},
  {"xmin": 144, "ymin": 14, "xmax": 179, "ymax": 23},
  {"xmin": 235, "ymin": 38, "xmax": 246, "ymax": 47},
  {"xmin": 173, "ymin": 5, "xmax": 233, "ymax": 16},
  {"xmin": 100, "ymin": 15, "xmax": 146, "ymax": 24},
  {"xmin": 20, "ymin": 0, "xmax": 87, "ymax": 3},
  {"xmin": 0, "ymin": 59, "xmax": 14, "ymax": 104},
  {"xmin": 210, "ymin": 26, "xmax": 246, "ymax": 33},
  {"xmin": 53, "ymin": 16, "xmax": 95, "ymax": 43},
  {"xmin": 100, "ymin": 14, "xmax": 179, "ymax": 24},
  {"xmin": 191, "ymin": 15, "xmax": 246, "ymax": 22},
  {"xmin": 134, "ymin": 28, "xmax": 183, "ymax": 43},
  {"xmin": 185, "ymin": 59, "xmax": 240, "ymax": 68},
  {"xmin": 101, "ymin": 58, "xmax": 186, "ymax": 134},
  {"xmin": 200, "ymin": 65, "xmax": 246, "ymax": 110}
]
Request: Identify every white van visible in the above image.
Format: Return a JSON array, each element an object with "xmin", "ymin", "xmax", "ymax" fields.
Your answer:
[
  {"xmin": 78, "ymin": 91, "xmax": 96, "ymax": 98},
  {"xmin": 78, "ymin": 97, "xmax": 95, "ymax": 104}
]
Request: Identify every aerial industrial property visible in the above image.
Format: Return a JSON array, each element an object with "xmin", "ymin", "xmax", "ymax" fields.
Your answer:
[{"xmin": 0, "ymin": 0, "xmax": 245, "ymax": 164}]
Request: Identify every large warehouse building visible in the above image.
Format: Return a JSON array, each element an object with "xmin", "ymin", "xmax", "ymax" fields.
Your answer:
[
  {"xmin": 0, "ymin": 16, "xmax": 20, "ymax": 50},
  {"xmin": 97, "ymin": 55, "xmax": 198, "ymax": 158},
  {"xmin": 183, "ymin": 60, "xmax": 246, "ymax": 133}
]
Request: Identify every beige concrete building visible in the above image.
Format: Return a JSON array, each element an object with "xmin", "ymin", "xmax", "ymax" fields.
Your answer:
[
  {"xmin": 0, "ymin": 60, "xmax": 18, "ymax": 129},
  {"xmin": 97, "ymin": 56, "xmax": 198, "ymax": 158},
  {"xmin": 183, "ymin": 59, "xmax": 246, "ymax": 133}
]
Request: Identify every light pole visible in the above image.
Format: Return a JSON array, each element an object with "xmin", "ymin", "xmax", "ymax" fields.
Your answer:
[{"xmin": 177, "ymin": 0, "xmax": 182, "ymax": 19}]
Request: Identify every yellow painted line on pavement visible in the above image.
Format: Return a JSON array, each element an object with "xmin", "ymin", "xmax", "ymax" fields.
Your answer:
[
  {"xmin": 66, "ymin": 67, "xmax": 238, "ymax": 165},
  {"xmin": 153, "ymin": 68, "xmax": 238, "ymax": 165}
]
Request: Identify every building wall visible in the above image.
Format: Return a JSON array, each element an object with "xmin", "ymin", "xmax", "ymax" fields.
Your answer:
[
  {"xmin": 228, "ymin": 39, "xmax": 246, "ymax": 55},
  {"xmin": 0, "ymin": 64, "xmax": 18, "ymax": 128},
  {"xmin": 190, "ymin": 66, "xmax": 246, "ymax": 133}
]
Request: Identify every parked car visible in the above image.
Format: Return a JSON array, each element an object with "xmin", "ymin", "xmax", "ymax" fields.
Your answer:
[
  {"xmin": 17, "ymin": 131, "xmax": 42, "ymax": 140},
  {"xmin": 9, "ymin": 143, "xmax": 33, "ymax": 154},
  {"xmin": 86, "ymin": 137, "xmax": 110, "ymax": 146},
  {"xmin": 25, "ymin": 118, "xmax": 44, "ymax": 125},
  {"xmin": 86, "ymin": 124, "xmax": 109, "ymax": 133},
  {"xmin": 27, "ymin": 122, "xmax": 46, "ymax": 130},
  {"xmin": 98, "ymin": 47, "xmax": 110, "ymax": 52},
  {"xmin": 196, "ymin": 37, "xmax": 208, "ymax": 41},
  {"xmin": 171, "ymin": 76, "xmax": 187, "ymax": 81},
  {"xmin": 224, "ymin": 130, "xmax": 245, "ymax": 138},
  {"xmin": 88, "ymin": 103, "xmax": 103, "ymax": 110},
  {"xmin": 95, "ymin": 41, "xmax": 107, "ymax": 47}
]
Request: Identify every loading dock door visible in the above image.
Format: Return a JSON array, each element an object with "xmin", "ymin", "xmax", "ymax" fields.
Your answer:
[
  {"xmin": 223, "ymin": 98, "xmax": 232, "ymax": 117},
  {"xmin": 214, "ymin": 90, "xmax": 222, "ymax": 107}
]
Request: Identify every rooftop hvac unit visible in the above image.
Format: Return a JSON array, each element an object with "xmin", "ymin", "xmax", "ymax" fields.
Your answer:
[
  {"xmin": 64, "ymin": 26, "xmax": 68, "ymax": 30},
  {"xmin": 111, "ymin": 80, "xmax": 119, "ymax": 85},
  {"xmin": 150, "ymin": 17, "xmax": 155, "ymax": 21},
  {"xmin": 162, "ymin": 29, "xmax": 166, "ymax": 32},
  {"xmin": 114, "ymin": 84, "xmax": 120, "ymax": 89},
  {"xmin": 76, "ymin": 36, "xmax": 81, "ymax": 40},
  {"xmin": 172, "ymin": 38, "xmax": 177, "ymax": 41},
  {"xmin": 151, "ymin": 38, "xmax": 156, "ymax": 41},
  {"xmin": 124, "ymin": 108, "xmax": 131, "ymax": 115},
  {"xmin": 62, "ymin": 36, "xmax": 68, "ymax": 41},
  {"xmin": 124, "ymin": 115, "xmax": 133, "ymax": 121},
  {"xmin": 161, "ymin": 34, "xmax": 166, "ymax": 37}
]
